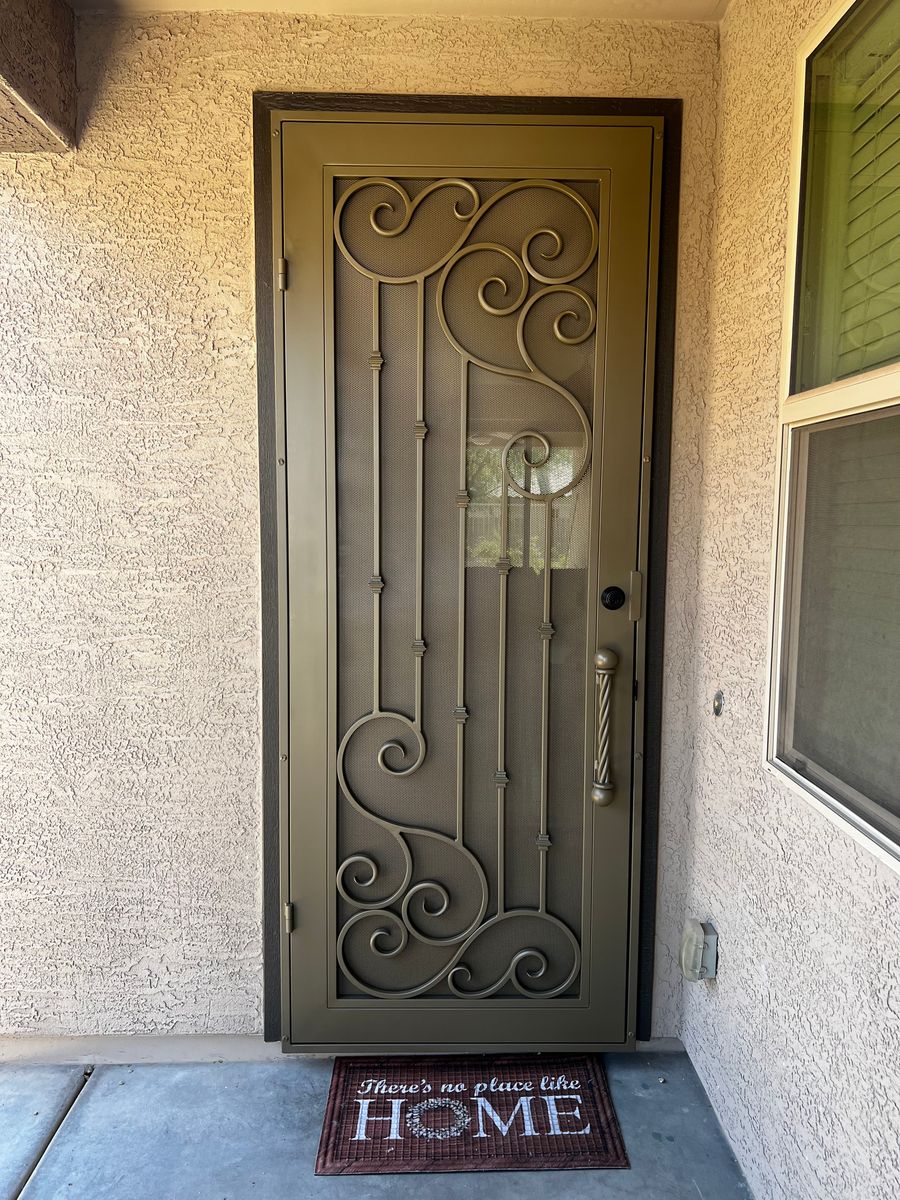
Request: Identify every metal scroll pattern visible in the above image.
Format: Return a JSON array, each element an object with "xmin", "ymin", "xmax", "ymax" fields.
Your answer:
[{"xmin": 333, "ymin": 179, "xmax": 597, "ymax": 999}]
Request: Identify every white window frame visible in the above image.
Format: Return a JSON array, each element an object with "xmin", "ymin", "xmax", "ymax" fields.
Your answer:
[{"xmin": 767, "ymin": 0, "xmax": 900, "ymax": 869}]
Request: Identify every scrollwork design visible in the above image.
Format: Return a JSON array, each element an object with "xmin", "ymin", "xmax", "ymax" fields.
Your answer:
[
  {"xmin": 437, "ymin": 262, "xmax": 596, "ymax": 501},
  {"xmin": 335, "ymin": 177, "xmax": 597, "ymax": 287},
  {"xmin": 333, "ymin": 176, "xmax": 596, "ymax": 1000},
  {"xmin": 337, "ymin": 907, "xmax": 580, "ymax": 1000},
  {"xmin": 336, "ymin": 710, "xmax": 489, "ymax": 944}
]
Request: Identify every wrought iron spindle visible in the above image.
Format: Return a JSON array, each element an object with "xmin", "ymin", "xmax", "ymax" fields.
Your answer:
[
  {"xmin": 495, "ymin": 463, "xmax": 511, "ymax": 916},
  {"xmin": 369, "ymin": 279, "xmax": 384, "ymax": 712},
  {"xmin": 413, "ymin": 278, "xmax": 427, "ymax": 728},
  {"xmin": 454, "ymin": 354, "xmax": 470, "ymax": 842},
  {"xmin": 538, "ymin": 502, "xmax": 554, "ymax": 911}
]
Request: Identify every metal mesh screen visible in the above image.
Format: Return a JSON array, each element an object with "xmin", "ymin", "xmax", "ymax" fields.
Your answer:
[{"xmin": 334, "ymin": 177, "xmax": 600, "ymax": 1000}]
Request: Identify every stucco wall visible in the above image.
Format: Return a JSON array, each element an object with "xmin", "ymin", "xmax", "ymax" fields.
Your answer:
[
  {"xmin": 0, "ymin": 14, "xmax": 718, "ymax": 1035},
  {"xmin": 0, "ymin": 0, "xmax": 75, "ymax": 151},
  {"xmin": 659, "ymin": 1, "xmax": 900, "ymax": 1198}
]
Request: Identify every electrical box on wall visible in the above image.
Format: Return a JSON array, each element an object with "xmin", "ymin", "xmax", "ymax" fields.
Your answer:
[{"xmin": 680, "ymin": 919, "xmax": 718, "ymax": 982}]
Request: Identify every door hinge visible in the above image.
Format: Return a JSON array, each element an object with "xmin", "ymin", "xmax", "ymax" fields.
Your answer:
[
  {"xmin": 277, "ymin": 257, "xmax": 288, "ymax": 291},
  {"xmin": 283, "ymin": 901, "xmax": 294, "ymax": 934},
  {"xmin": 628, "ymin": 570, "xmax": 643, "ymax": 621}
]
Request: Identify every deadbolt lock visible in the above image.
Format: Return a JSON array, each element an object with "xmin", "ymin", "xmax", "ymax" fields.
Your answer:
[{"xmin": 601, "ymin": 586, "xmax": 626, "ymax": 611}]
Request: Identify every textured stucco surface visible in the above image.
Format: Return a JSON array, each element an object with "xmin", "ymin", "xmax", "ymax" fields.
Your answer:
[
  {"xmin": 0, "ymin": 14, "xmax": 718, "ymax": 1035},
  {"xmin": 0, "ymin": 0, "xmax": 75, "ymax": 150},
  {"xmin": 656, "ymin": 2, "xmax": 900, "ymax": 1198}
]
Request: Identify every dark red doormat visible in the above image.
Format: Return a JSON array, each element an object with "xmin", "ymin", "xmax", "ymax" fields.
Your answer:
[{"xmin": 315, "ymin": 1054, "xmax": 628, "ymax": 1175}]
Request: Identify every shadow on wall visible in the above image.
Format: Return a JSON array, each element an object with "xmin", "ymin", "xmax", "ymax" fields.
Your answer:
[{"xmin": 75, "ymin": 11, "xmax": 130, "ymax": 144}]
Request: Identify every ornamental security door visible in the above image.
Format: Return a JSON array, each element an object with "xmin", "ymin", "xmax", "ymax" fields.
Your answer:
[{"xmin": 276, "ymin": 111, "xmax": 661, "ymax": 1051}]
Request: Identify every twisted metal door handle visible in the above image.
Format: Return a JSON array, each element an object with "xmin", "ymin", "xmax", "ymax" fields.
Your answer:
[{"xmin": 591, "ymin": 648, "xmax": 618, "ymax": 806}]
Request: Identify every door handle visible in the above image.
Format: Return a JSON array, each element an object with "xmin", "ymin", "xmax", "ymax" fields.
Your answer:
[{"xmin": 591, "ymin": 649, "xmax": 618, "ymax": 806}]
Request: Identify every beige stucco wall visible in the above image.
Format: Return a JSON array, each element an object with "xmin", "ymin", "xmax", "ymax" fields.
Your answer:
[
  {"xmin": 0, "ymin": 13, "xmax": 718, "ymax": 1033},
  {"xmin": 661, "ymin": 1, "xmax": 900, "ymax": 1198}
]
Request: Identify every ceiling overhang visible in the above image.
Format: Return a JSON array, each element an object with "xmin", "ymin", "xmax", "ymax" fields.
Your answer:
[{"xmin": 69, "ymin": 0, "xmax": 729, "ymax": 20}]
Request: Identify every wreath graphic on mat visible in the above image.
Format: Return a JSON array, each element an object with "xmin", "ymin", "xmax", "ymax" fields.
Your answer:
[{"xmin": 405, "ymin": 1097, "xmax": 472, "ymax": 1140}]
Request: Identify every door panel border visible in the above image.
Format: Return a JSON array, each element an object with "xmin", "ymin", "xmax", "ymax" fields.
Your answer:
[{"xmin": 253, "ymin": 92, "xmax": 682, "ymax": 1048}]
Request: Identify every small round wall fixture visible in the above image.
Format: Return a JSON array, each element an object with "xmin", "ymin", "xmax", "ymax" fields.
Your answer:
[{"xmin": 712, "ymin": 689, "xmax": 725, "ymax": 717}]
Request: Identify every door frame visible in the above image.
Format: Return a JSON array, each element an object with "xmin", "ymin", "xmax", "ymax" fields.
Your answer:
[{"xmin": 253, "ymin": 92, "xmax": 682, "ymax": 1046}]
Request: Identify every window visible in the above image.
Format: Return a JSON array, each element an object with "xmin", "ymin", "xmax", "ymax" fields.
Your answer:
[
  {"xmin": 776, "ymin": 406, "xmax": 900, "ymax": 847},
  {"xmin": 794, "ymin": 0, "xmax": 900, "ymax": 393},
  {"xmin": 772, "ymin": 0, "xmax": 900, "ymax": 860}
]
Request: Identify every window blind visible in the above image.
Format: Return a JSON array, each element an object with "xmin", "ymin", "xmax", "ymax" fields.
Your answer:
[{"xmin": 837, "ymin": 46, "xmax": 900, "ymax": 378}]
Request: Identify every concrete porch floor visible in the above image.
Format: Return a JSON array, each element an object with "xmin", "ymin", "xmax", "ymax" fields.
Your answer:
[{"xmin": 1, "ymin": 1052, "xmax": 752, "ymax": 1199}]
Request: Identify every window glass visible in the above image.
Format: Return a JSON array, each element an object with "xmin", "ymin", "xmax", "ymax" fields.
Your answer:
[
  {"xmin": 793, "ymin": 0, "xmax": 900, "ymax": 394},
  {"xmin": 778, "ymin": 405, "xmax": 900, "ymax": 845}
]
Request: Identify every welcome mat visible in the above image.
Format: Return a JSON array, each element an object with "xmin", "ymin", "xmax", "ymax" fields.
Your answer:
[{"xmin": 315, "ymin": 1054, "xmax": 628, "ymax": 1175}]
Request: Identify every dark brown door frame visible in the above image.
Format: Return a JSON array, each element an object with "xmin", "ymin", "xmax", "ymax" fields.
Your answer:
[{"xmin": 253, "ymin": 92, "xmax": 682, "ymax": 1044}]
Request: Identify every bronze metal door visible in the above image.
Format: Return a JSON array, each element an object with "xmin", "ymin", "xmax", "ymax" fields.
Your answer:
[{"xmin": 275, "ymin": 112, "xmax": 661, "ymax": 1051}]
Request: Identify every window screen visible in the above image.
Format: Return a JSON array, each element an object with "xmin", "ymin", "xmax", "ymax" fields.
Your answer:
[
  {"xmin": 777, "ymin": 405, "xmax": 900, "ymax": 845},
  {"xmin": 793, "ymin": 0, "xmax": 900, "ymax": 394}
]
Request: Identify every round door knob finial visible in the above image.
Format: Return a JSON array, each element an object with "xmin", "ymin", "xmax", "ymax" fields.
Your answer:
[
  {"xmin": 591, "ymin": 783, "xmax": 615, "ymax": 807},
  {"xmin": 594, "ymin": 648, "xmax": 619, "ymax": 672}
]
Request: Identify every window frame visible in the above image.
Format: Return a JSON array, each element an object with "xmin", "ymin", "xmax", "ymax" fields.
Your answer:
[{"xmin": 768, "ymin": 0, "xmax": 900, "ymax": 869}]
